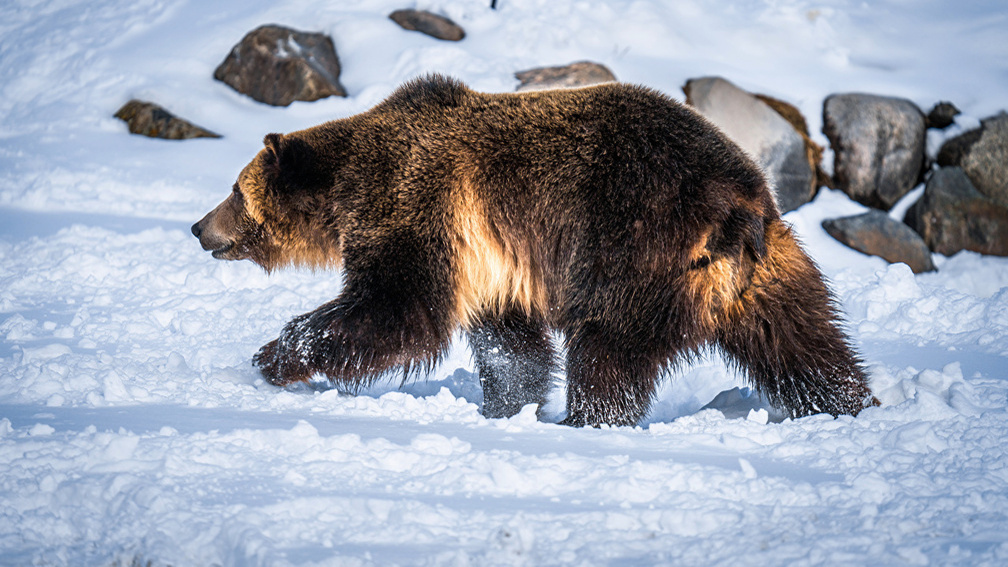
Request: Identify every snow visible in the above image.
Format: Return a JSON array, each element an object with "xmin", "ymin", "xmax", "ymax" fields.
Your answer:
[{"xmin": 2, "ymin": 0, "xmax": 1008, "ymax": 564}]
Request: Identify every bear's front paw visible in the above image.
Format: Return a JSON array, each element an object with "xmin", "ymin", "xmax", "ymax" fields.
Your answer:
[{"xmin": 253, "ymin": 339, "xmax": 309, "ymax": 386}]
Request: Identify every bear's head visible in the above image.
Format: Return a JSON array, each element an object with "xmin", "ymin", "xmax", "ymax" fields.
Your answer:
[{"xmin": 192, "ymin": 133, "xmax": 340, "ymax": 271}]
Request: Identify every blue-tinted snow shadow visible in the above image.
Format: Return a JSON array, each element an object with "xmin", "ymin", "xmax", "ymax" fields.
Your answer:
[
  {"xmin": 0, "ymin": 206, "xmax": 193, "ymax": 240},
  {"xmin": 285, "ymin": 366, "xmax": 487, "ymax": 410},
  {"xmin": 862, "ymin": 340, "xmax": 1007, "ymax": 381}
]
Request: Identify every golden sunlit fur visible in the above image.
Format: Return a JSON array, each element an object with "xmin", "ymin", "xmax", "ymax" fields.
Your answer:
[
  {"xmin": 728, "ymin": 220, "xmax": 812, "ymax": 319},
  {"xmin": 450, "ymin": 179, "xmax": 547, "ymax": 329}
]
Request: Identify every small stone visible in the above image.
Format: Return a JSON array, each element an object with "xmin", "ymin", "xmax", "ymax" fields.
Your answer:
[
  {"xmin": 822, "ymin": 210, "xmax": 935, "ymax": 273},
  {"xmin": 389, "ymin": 9, "xmax": 465, "ymax": 41},
  {"xmin": 515, "ymin": 61, "xmax": 616, "ymax": 92},
  {"xmin": 926, "ymin": 101, "xmax": 960, "ymax": 129},
  {"xmin": 937, "ymin": 112, "xmax": 1008, "ymax": 208},
  {"xmin": 214, "ymin": 25, "xmax": 346, "ymax": 107},
  {"xmin": 823, "ymin": 93, "xmax": 926, "ymax": 210},
  {"xmin": 114, "ymin": 100, "xmax": 220, "ymax": 140},
  {"xmin": 905, "ymin": 166, "xmax": 1008, "ymax": 257}
]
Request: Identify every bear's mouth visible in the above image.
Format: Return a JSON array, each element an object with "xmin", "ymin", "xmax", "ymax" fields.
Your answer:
[{"xmin": 211, "ymin": 242, "xmax": 235, "ymax": 259}]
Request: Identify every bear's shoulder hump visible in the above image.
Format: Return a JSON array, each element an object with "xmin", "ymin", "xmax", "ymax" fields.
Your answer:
[{"xmin": 383, "ymin": 74, "xmax": 470, "ymax": 113}]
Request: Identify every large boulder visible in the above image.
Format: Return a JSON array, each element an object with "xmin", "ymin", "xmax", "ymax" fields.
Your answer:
[
  {"xmin": 389, "ymin": 9, "xmax": 465, "ymax": 41},
  {"xmin": 114, "ymin": 100, "xmax": 220, "ymax": 140},
  {"xmin": 515, "ymin": 61, "xmax": 616, "ymax": 92},
  {"xmin": 822, "ymin": 210, "xmax": 935, "ymax": 273},
  {"xmin": 905, "ymin": 166, "xmax": 1008, "ymax": 257},
  {"xmin": 684, "ymin": 77, "xmax": 816, "ymax": 213},
  {"xmin": 214, "ymin": 25, "xmax": 347, "ymax": 107},
  {"xmin": 936, "ymin": 112, "xmax": 1008, "ymax": 208},
  {"xmin": 754, "ymin": 93, "xmax": 830, "ymax": 191},
  {"xmin": 823, "ymin": 93, "xmax": 926, "ymax": 210}
]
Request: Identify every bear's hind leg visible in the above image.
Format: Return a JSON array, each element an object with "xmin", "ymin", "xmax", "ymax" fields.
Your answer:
[
  {"xmin": 715, "ymin": 221, "xmax": 875, "ymax": 418},
  {"xmin": 466, "ymin": 309, "xmax": 556, "ymax": 419}
]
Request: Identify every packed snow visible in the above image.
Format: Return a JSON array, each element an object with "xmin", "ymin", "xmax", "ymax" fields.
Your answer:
[{"xmin": 2, "ymin": 0, "xmax": 1008, "ymax": 565}]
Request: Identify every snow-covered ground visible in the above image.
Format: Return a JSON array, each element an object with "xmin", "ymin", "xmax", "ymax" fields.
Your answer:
[{"xmin": 2, "ymin": 0, "xmax": 1008, "ymax": 565}]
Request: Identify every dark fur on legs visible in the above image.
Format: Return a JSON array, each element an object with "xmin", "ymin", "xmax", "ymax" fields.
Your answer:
[
  {"xmin": 715, "ymin": 221, "xmax": 876, "ymax": 417},
  {"xmin": 466, "ymin": 309, "xmax": 556, "ymax": 418}
]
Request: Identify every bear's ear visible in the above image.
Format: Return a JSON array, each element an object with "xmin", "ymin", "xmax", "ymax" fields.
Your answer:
[
  {"xmin": 260, "ymin": 132, "xmax": 330, "ymax": 209},
  {"xmin": 262, "ymin": 133, "xmax": 284, "ymax": 174}
]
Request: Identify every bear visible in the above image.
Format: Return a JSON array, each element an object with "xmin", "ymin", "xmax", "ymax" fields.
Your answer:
[{"xmin": 192, "ymin": 75, "xmax": 876, "ymax": 426}]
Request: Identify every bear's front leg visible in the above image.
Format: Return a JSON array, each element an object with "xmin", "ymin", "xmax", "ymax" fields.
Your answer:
[
  {"xmin": 254, "ymin": 293, "xmax": 454, "ymax": 388},
  {"xmin": 254, "ymin": 230, "xmax": 458, "ymax": 389}
]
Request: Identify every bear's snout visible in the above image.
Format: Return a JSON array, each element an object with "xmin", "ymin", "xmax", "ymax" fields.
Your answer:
[
  {"xmin": 192, "ymin": 195, "xmax": 248, "ymax": 260},
  {"xmin": 192, "ymin": 211, "xmax": 236, "ymax": 258}
]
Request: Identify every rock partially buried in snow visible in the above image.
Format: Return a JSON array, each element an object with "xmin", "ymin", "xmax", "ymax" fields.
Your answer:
[
  {"xmin": 926, "ymin": 101, "xmax": 961, "ymax": 130},
  {"xmin": 822, "ymin": 210, "xmax": 935, "ymax": 273},
  {"xmin": 514, "ymin": 61, "xmax": 616, "ymax": 92},
  {"xmin": 905, "ymin": 166, "xmax": 1008, "ymax": 257},
  {"xmin": 684, "ymin": 77, "xmax": 816, "ymax": 213},
  {"xmin": 114, "ymin": 100, "xmax": 220, "ymax": 140},
  {"xmin": 936, "ymin": 112, "xmax": 1008, "ymax": 208},
  {"xmin": 214, "ymin": 25, "xmax": 347, "ymax": 107},
  {"xmin": 823, "ymin": 93, "xmax": 926, "ymax": 210},
  {"xmin": 389, "ymin": 9, "xmax": 465, "ymax": 41}
]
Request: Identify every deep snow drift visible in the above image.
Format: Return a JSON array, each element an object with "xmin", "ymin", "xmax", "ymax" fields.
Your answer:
[{"xmin": 2, "ymin": 0, "xmax": 1008, "ymax": 565}]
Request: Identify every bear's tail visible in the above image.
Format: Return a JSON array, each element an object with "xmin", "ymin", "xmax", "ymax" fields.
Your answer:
[{"xmin": 713, "ymin": 219, "xmax": 876, "ymax": 418}]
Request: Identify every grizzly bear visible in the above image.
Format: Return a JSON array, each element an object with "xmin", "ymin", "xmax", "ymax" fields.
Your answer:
[{"xmin": 192, "ymin": 75, "xmax": 875, "ymax": 426}]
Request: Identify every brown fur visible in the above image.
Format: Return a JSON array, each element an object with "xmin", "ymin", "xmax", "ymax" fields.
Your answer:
[{"xmin": 192, "ymin": 75, "xmax": 875, "ymax": 426}]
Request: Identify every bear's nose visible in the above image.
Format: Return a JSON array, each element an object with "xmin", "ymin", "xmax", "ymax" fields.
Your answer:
[{"xmin": 191, "ymin": 222, "xmax": 202, "ymax": 239}]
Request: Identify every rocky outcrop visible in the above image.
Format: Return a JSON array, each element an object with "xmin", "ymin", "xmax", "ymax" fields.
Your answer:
[
  {"xmin": 514, "ymin": 61, "xmax": 616, "ymax": 92},
  {"xmin": 684, "ymin": 77, "xmax": 816, "ymax": 212},
  {"xmin": 214, "ymin": 25, "xmax": 347, "ymax": 107},
  {"xmin": 389, "ymin": 9, "xmax": 465, "ymax": 41},
  {"xmin": 823, "ymin": 93, "xmax": 926, "ymax": 210},
  {"xmin": 114, "ymin": 100, "xmax": 220, "ymax": 140},
  {"xmin": 822, "ymin": 210, "xmax": 935, "ymax": 273},
  {"xmin": 905, "ymin": 166, "xmax": 1008, "ymax": 257},
  {"xmin": 937, "ymin": 112, "xmax": 1008, "ymax": 208}
]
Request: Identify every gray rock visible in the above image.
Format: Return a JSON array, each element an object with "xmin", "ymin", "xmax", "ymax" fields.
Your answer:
[
  {"xmin": 937, "ymin": 112, "xmax": 1008, "ymax": 208},
  {"xmin": 515, "ymin": 61, "xmax": 616, "ymax": 92},
  {"xmin": 214, "ymin": 25, "xmax": 346, "ymax": 107},
  {"xmin": 114, "ymin": 100, "xmax": 220, "ymax": 140},
  {"xmin": 926, "ymin": 101, "xmax": 960, "ymax": 129},
  {"xmin": 755, "ymin": 93, "xmax": 830, "ymax": 192},
  {"xmin": 822, "ymin": 210, "xmax": 935, "ymax": 273},
  {"xmin": 905, "ymin": 166, "xmax": 1008, "ymax": 257},
  {"xmin": 684, "ymin": 77, "xmax": 815, "ymax": 213},
  {"xmin": 823, "ymin": 93, "xmax": 926, "ymax": 210},
  {"xmin": 389, "ymin": 9, "xmax": 465, "ymax": 41}
]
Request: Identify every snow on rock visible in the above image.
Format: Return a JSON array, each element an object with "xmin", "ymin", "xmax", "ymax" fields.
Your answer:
[{"xmin": 2, "ymin": 0, "xmax": 1008, "ymax": 565}]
